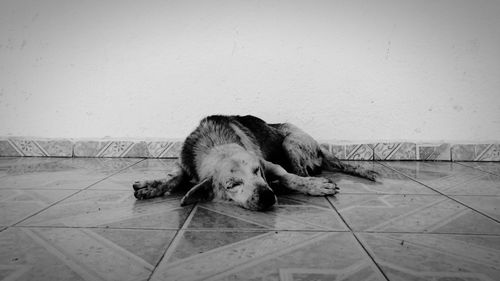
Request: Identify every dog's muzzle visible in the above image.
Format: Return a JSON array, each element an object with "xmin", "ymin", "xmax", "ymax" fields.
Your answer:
[{"xmin": 247, "ymin": 185, "xmax": 276, "ymax": 211}]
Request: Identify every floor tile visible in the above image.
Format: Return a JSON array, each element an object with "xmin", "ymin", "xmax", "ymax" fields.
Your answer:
[
  {"xmin": 89, "ymin": 159, "xmax": 179, "ymax": 190},
  {"xmin": 0, "ymin": 157, "xmax": 61, "ymax": 178},
  {"xmin": 0, "ymin": 158, "xmax": 140, "ymax": 190},
  {"xmin": 90, "ymin": 169, "xmax": 170, "ymax": 190},
  {"xmin": 19, "ymin": 190, "xmax": 193, "ymax": 229},
  {"xmin": 451, "ymin": 195, "xmax": 500, "ymax": 221},
  {"xmin": 329, "ymin": 194, "xmax": 500, "ymax": 234},
  {"xmin": 0, "ymin": 189, "xmax": 77, "ymax": 226},
  {"xmin": 151, "ymin": 231, "xmax": 386, "ymax": 281},
  {"xmin": 279, "ymin": 193, "xmax": 335, "ymax": 208},
  {"xmin": 188, "ymin": 197, "xmax": 347, "ymax": 231},
  {"xmin": 358, "ymin": 232, "xmax": 500, "ymax": 281},
  {"xmin": 127, "ymin": 158, "xmax": 180, "ymax": 171},
  {"xmin": 323, "ymin": 161, "xmax": 437, "ymax": 194},
  {"xmin": 383, "ymin": 161, "xmax": 500, "ymax": 195},
  {"xmin": 459, "ymin": 162, "xmax": 500, "ymax": 176},
  {"xmin": 0, "ymin": 227, "xmax": 175, "ymax": 281}
]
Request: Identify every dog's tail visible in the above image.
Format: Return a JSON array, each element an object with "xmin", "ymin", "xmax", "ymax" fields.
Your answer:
[{"xmin": 320, "ymin": 147, "xmax": 378, "ymax": 181}]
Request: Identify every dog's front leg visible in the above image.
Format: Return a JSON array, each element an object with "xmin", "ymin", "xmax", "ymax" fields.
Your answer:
[
  {"xmin": 261, "ymin": 160, "xmax": 339, "ymax": 196},
  {"xmin": 133, "ymin": 164, "xmax": 187, "ymax": 199}
]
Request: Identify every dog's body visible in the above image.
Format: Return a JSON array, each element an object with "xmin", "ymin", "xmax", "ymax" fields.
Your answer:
[{"xmin": 133, "ymin": 115, "xmax": 377, "ymax": 210}]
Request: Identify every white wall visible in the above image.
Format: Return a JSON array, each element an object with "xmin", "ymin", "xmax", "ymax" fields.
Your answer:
[{"xmin": 1, "ymin": 0, "xmax": 499, "ymax": 142}]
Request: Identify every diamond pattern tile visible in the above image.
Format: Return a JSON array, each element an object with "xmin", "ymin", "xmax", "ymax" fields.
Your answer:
[
  {"xmin": 152, "ymin": 231, "xmax": 386, "ymax": 281},
  {"xmin": 19, "ymin": 191, "xmax": 192, "ymax": 229},
  {"xmin": 358, "ymin": 233, "xmax": 500, "ymax": 281},
  {"xmin": 0, "ymin": 227, "xmax": 175, "ymax": 281},
  {"xmin": 0, "ymin": 158, "xmax": 498, "ymax": 281},
  {"xmin": 329, "ymin": 194, "xmax": 500, "ymax": 234}
]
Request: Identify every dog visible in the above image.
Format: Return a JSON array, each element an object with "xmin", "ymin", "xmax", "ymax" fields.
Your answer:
[{"xmin": 133, "ymin": 115, "xmax": 377, "ymax": 211}]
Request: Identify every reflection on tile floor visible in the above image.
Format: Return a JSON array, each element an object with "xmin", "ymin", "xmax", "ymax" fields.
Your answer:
[
  {"xmin": 458, "ymin": 162, "xmax": 500, "ymax": 177},
  {"xmin": 329, "ymin": 194, "xmax": 500, "ymax": 234},
  {"xmin": 19, "ymin": 191, "xmax": 192, "ymax": 229},
  {"xmin": 0, "ymin": 157, "xmax": 499, "ymax": 280},
  {"xmin": 0, "ymin": 227, "xmax": 176, "ymax": 281},
  {"xmin": 358, "ymin": 233, "xmax": 500, "ymax": 281},
  {"xmin": 383, "ymin": 161, "xmax": 500, "ymax": 195},
  {"xmin": 0, "ymin": 158, "xmax": 140, "ymax": 190}
]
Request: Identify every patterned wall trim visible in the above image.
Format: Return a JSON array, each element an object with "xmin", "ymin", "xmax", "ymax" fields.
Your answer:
[
  {"xmin": 0, "ymin": 138, "xmax": 499, "ymax": 161},
  {"xmin": 371, "ymin": 142, "xmax": 417, "ymax": 160},
  {"xmin": 417, "ymin": 143, "xmax": 452, "ymax": 161},
  {"xmin": 451, "ymin": 144, "xmax": 500, "ymax": 161}
]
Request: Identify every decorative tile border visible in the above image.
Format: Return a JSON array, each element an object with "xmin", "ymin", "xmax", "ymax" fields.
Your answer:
[
  {"xmin": 371, "ymin": 142, "xmax": 416, "ymax": 160},
  {"xmin": 0, "ymin": 138, "xmax": 184, "ymax": 158},
  {"xmin": 0, "ymin": 139, "xmax": 73, "ymax": 157},
  {"xmin": 451, "ymin": 144, "xmax": 500, "ymax": 161},
  {"xmin": 417, "ymin": 143, "xmax": 452, "ymax": 161},
  {"xmin": 0, "ymin": 138, "xmax": 499, "ymax": 161}
]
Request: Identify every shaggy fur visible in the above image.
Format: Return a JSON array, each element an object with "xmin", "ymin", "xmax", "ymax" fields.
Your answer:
[{"xmin": 133, "ymin": 115, "xmax": 377, "ymax": 211}]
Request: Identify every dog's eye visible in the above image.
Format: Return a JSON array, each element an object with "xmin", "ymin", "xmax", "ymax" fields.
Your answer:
[{"xmin": 227, "ymin": 181, "xmax": 242, "ymax": 189}]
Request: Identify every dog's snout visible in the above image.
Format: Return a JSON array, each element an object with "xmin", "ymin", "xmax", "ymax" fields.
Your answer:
[
  {"xmin": 258, "ymin": 188, "xmax": 276, "ymax": 209},
  {"xmin": 252, "ymin": 186, "xmax": 276, "ymax": 211}
]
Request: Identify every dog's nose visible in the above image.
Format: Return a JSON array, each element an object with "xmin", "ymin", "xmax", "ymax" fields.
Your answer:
[{"xmin": 256, "ymin": 187, "xmax": 276, "ymax": 210}]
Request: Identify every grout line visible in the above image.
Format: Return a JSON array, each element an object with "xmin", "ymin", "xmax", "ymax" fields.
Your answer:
[
  {"xmin": 0, "ymin": 188, "xmax": 95, "ymax": 191},
  {"xmin": 338, "ymin": 192, "xmax": 439, "ymax": 196},
  {"xmin": 377, "ymin": 161, "xmax": 500, "ymax": 224},
  {"xmin": 326, "ymin": 197, "xmax": 391, "ymax": 281},
  {"xmin": 355, "ymin": 230, "xmax": 500, "ymax": 236},
  {"xmin": 338, "ymin": 191, "xmax": 500, "ymax": 197},
  {"xmin": 7, "ymin": 224, "xmax": 500, "ymax": 236},
  {"xmin": 11, "ymin": 225, "xmax": 184, "ymax": 231},
  {"xmin": 9, "ymin": 158, "xmax": 147, "ymax": 227},
  {"xmin": 145, "ymin": 203, "xmax": 198, "ymax": 281}
]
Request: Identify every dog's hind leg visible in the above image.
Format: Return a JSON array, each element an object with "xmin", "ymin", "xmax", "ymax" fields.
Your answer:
[
  {"xmin": 320, "ymin": 147, "xmax": 378, "ymax": 181},
  {"xmin": 261, "ymin": 159, "xmax": 339, "ymax": 196},
  {"xmin": 278, "ymin": 123, "xmax": 323, "ymax": 177},
  {"xmin": 277, "ymin": 123, "xmax": 378, "ymax": 181},
  {"xmin": 133, "ymin": 164, "xmax": 188, "ymax": 200}
]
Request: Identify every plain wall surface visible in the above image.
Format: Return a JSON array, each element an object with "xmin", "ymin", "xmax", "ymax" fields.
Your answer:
[{"xmin": 1, "ymin": 0, "xmax": 499, "ymax": 142}]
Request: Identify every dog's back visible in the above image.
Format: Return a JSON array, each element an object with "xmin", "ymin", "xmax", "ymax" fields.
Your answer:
[{"xmin": 180, "ymin": 115, "xmax": 286, "ymax": 180}]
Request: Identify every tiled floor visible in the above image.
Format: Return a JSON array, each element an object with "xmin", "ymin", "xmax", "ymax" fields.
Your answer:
[{"xmin": 0, "ymin": 158, "xmax": 499, "ymax": 281}]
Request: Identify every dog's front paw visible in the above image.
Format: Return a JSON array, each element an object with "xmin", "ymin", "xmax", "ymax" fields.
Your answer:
[
  {"xmin": 133, "ymin": 180, "xmax": 163, "ymax": 200},
  {"xmin": 282, "ymin": 175, "xmax": 339, "ymax": 196},
  {"xmin": 357, "ymin": 168, "xmax": 379, "ymax": 181},
  {"xmin": 304, "ymin": 177, "xmax": 339, "ymax": 196},
  {"xmin": 134, "ymin": 187, "xmax": 160, "ymax": 200}
]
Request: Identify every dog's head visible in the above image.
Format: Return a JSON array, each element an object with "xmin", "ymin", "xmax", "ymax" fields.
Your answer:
[{"xmin": 181, "ymin": 146, "xmax": 277, "ymax": 211}]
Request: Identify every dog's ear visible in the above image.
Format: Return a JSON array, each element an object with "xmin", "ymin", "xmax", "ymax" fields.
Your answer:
[{"xmin": 180, "ymin": 178, "xmax": 214, "ymax": 206}]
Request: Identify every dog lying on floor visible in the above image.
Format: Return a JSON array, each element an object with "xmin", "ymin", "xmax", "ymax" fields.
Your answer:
[{"xmin": 133, "ymin": 115, "xmax": 377, "ymax": 211}]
